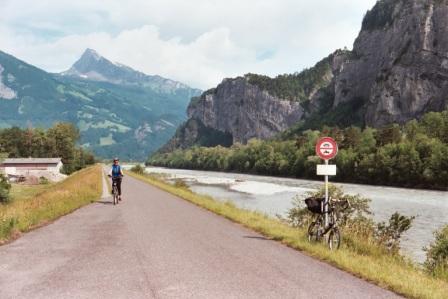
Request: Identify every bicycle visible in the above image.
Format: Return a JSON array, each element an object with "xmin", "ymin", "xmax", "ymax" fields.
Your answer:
[
  {"xmin": 108, "ymin": 175, "xmax": 123, "ymax": 205},
  {"xmin": 112, "ymin": 177, "xmax": 120, "ymax": 205},
  {"xmin": 305, "ymin": 197, "xmax": 349, "ymax": 250}
]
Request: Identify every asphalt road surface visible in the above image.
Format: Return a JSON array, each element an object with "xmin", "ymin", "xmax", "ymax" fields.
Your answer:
[{"xmin": 0, "ymin": 174, "xmax": 401, "ymax": 299}]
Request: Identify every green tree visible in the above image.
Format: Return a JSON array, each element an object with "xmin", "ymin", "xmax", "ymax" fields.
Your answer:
[
  {"xmin": 357, "ymin": 127, "xmax": 377, "ymax": 154},
  {"xmin": 420, "ymin": 111, "xmax": 446, "ymax": 141},
  {"xmin": 376, "ymin": 124, "xmax": 402, "ymax": 146},
  {"xmin": 343, "ymin": 126, "xmax": 362, "ymax": 148},
  {"xmin": 335, "ymin": 148, "xmax": 357, "ymax": 181},
  {"xmin": 404, "ymin": 119, "xmax": 420, "ymax": 141},
  {"xmin": 47, "ymin": 123, "xmax": 80, "ymax": 174}
]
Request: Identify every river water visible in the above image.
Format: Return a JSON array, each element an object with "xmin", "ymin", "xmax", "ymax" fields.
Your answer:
[{"xmin": 140, "ymin": 166, "xmax": 448, "ymax": 263}]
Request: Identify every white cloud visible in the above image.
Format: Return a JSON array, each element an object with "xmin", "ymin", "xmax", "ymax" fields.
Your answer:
[{"xmin": 0, "ymin": 0, "xmax": 377, "ymax": 89}]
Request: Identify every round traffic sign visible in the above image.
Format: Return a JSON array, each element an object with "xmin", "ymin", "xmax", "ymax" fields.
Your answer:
[{"xmin": 315, "ymin": 137, "xmax": 338, "ymax": 160}]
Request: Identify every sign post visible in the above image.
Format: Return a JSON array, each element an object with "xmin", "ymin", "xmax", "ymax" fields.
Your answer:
[{"xmin": 315, "ymin": 137, "xmax": 338, "ymax": 228}]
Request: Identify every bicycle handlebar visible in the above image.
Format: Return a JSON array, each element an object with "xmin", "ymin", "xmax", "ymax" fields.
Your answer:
[{"xmin": 323, "ymin": 198, "xmax": 351, "ymax": 211}]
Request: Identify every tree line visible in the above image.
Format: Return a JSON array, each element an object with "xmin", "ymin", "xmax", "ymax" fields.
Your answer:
[
  {"xmin": 149, "ymin": 110, "xmax": 448, "ymax": 190},
  {"xmin": 0, "ymin": 122, "xmax": 95, "ymax": 175},
  {"xmin": 244, "ymin": 53, "xmax": 333, "ymax": 103}
]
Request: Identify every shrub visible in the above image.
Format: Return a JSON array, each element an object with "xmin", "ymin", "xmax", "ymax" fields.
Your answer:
[
  {"xmin": 425, "ymin": 225, "xmax": 448, "ymax": 280},
  {"xmin": 287, "ymin": 184, "xmax": 414, "ymax": 253},
  {"xmin": 375, "ymin": 212, "xmax": 415, "ymax": 252},
  {"xmin": 130, "ymin": 164, "xmax": 145, "ymax": 175},
  {"xmin": 286, "ymin": 196, "xmax": 314, "ymax": 227},
  {"xmin": 287, "ymin": 184, "xmax": 372, "ymax": 228},
  {"xmin": 0, "ymin": 217, "xmax": 17, "ymax": 238},
  {"xmin": 39, "ymin": 176, "xmax": 50, "ymax": 185},
  {"xmin": 0, "ymin": 174, "xmax": 11, "ymax": 203},
  {"xmin": 173, "ymin": 179, "xmax": 189, "ymax": 189}
]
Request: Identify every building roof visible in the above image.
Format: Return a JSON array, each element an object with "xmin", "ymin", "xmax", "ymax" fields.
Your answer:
[{"xmin": 1, "ymin": 158, "xmax": 62, "ymax": 164}]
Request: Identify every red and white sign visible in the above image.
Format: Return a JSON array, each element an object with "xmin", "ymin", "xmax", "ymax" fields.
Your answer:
[{"xmin": 315, "ymin": 137, "xmax": 338, "ymax": 160}]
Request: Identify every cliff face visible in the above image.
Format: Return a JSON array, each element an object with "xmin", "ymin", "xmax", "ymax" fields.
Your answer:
[
  {"xmin": 187, "ymin": 77, "xmax": 305, "ymax": 143},
  {"xmin": 160, "ymin": 0, "xmax": 448, "ymax": 152},
  {"xmin": 334, "ymin": 0, "xmax": 448, "ymax": 126}
]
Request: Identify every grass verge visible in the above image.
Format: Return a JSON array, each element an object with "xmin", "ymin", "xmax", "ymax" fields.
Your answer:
[
  {"xmin": 0, "ymin": 164, "xmax": 102, "ymax": 242},
  {"xmin": 102, "ymin": 166, "xmax": 112, "ymax": 193},
  {"xmin": 127, "ymin": 170, "xmax": 448, "ymax": 299}
]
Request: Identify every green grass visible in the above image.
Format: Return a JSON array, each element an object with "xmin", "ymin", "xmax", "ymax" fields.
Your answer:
[
  {"xmin": 0, "ymin": 164, "xmax": 102, "ymax": 242},
  {"xmin": 127, "ymin": 170, "xmax": 448, "ymax": 299},
  {"xmin": 10, "ymin": 184, "xmax": 52, "ymax": 201}
]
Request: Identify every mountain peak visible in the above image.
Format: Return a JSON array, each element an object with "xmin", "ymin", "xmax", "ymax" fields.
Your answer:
[
  {"xmin": 62, "ymin": 48, "xmax": 132, "ymax": 83},
  {"xmin": 69, "ymin": 48, "xmax": 109, "ymax": 75},
  {"xmin": 61, "ymin": 49, "xmax": 199, "ymax": 94},
  {"xmin": 81, "ymin": 48, "xmax": 102, "ymax": 61}
]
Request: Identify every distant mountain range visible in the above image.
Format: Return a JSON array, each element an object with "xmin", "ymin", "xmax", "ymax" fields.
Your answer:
[{"xmin": 0, "ymin": 49, "xmax": 201, "ymax": 160}]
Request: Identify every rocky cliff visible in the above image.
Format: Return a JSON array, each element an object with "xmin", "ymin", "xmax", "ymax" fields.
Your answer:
[
  {"xmin": 160, "ymin": 0, "xmax": 448, "ymax": 152},
  {"xmin": 187, "ymin": 77, "xmax": 305, "ymax": 143},
  {"xmin": 333, "ymin": 0, "xmax": 448, "ymax": 126},
  {"xmin": 161, "ymin": 51, "xmax": 346, "ymax": 151}
]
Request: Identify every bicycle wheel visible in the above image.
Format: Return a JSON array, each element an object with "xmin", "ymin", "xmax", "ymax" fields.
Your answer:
[
  {"xmin": 307, "ymin": 221, "xmax": 321, "ymax": 242},
  {"xmin": 328, "ymin": 227, "xmax": 341, "ymax": 250},
  {"xmin": 113, "ymin": 186, "xmax": 118, "ymax": 205}
]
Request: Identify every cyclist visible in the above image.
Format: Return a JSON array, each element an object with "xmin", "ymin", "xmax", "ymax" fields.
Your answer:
[{"xmin": 108, "ymin": 158, "xmax": 124, "ymax": 201}]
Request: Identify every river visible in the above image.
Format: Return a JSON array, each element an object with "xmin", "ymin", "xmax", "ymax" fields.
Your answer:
[{"xmin": 138, "ymin": 166, "xmax": 448, "ymax": 263}]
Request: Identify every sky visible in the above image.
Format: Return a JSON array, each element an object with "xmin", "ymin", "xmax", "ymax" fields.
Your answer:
[{"xmin": 0, "ymin": 0, "xmax": 378, "ymax": 89}]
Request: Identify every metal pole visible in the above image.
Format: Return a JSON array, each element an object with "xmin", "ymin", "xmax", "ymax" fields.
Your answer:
[{"xmin": 325, "ymin": 159, "xmax": 329, "ymax": 228}]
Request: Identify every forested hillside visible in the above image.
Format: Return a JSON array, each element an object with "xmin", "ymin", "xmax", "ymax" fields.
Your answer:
[
  {"xmin": 0, "ymin": 49, "xmax": 200, "ymax": 160},
  {"xmin": 244, "ymin": 52, "xmax": 339, "ymax": 102}
]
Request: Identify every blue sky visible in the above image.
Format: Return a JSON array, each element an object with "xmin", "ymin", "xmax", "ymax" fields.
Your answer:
[{"xmin": 0, "ymin": 0, "xmax": 378, "ymax": 89}]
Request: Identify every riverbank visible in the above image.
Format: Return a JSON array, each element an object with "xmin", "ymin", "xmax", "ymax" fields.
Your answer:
[
  {"xmin": 0, "ymin": 164, "xmax": 102, "ymax": 243},
  {"xmin": 139, "ymin": 165, "xmax": 448, "ymax": 263},
  {"xmin": 149, "ymin": 110, "xmax": 448, "ymax": 191},
  {"xmin": 127, "ymin": 170, "xmax": 448, "ymax": 299},
  {"xmin": 146, "ymin": 162, "xmax": 448, "ymax": 192}
]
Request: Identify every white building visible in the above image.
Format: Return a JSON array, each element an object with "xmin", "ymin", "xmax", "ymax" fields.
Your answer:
[{"xmin": 0, "ymin": 158, "xmax": 65, "ymax": 182}]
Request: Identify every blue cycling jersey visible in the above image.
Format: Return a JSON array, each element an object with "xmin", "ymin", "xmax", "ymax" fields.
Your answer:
[{"xmin": 111, "ymin": 165, "xmax": 121, "ymax": 177}]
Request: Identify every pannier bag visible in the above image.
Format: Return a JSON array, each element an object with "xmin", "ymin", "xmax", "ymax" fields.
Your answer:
[{"xmin": 305, "ymin": 197, "xmax": 324, "ymax": 214}]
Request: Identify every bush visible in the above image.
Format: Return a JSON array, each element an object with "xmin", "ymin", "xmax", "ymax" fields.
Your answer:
[
  {"xmin": 130, "ymin": 164, "xmax": 145, "ymax": 175},
  {"xmin": 174, "ymin": 179, "xmax": 189, "ymax": 189},
  {"xmin": 39, "ymin": 176, "xmax": 50, "ymax": 185},
  {"xmin": 287, "ymin": 185, "xmax": 414, "ymax": 253},
  {"xmin": 425, "ymin": 225, "xmax": 448, "ymax": 280},
  {"xmin": 287, "ymin": 184, "xmax": 372, "ymax": 228},
  {"xmin": 286, "ymin": 196, "xmax": 314, "ymax": 227},
  {"xmin": 286, "ymin": 184, "xmax": 373, "ymax": 235},
  {"xmin": 375, "ymin": 212, "xmax": 415, "ymax": 252},
  {"xmin": 0, "ymin": 174, "xmax": 11, "ymax": 203}
]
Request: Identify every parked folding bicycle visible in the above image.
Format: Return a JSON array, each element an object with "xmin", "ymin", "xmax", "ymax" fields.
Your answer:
[{"xmin": 305, "ymin": 197, "xmax": 350, "ymax": 250}]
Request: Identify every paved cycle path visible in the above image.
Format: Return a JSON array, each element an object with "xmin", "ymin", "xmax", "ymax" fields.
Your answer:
[{"xmin": 0, "ymin": 174, "xmax": 401, "ymax": 298}]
